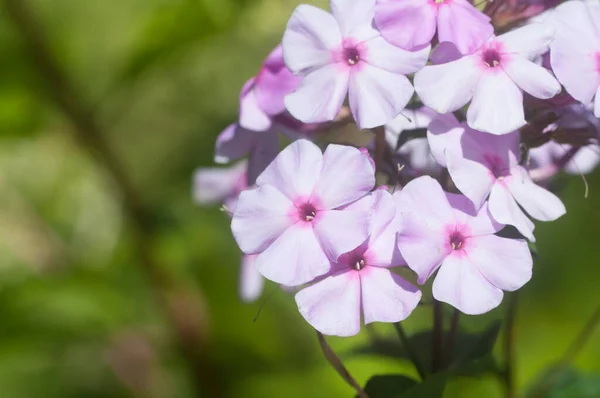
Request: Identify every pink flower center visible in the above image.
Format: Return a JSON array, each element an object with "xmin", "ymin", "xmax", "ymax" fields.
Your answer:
[
  {"xmin": 343, "ymin": 47, "xmax": 361, "ymax": 66},
  {"xmin": 483, "ymin": 153, "xmax": 510, "ymax": 178},
  {"xmin": 482, "ymin": 48, "xmax": 502, "ymax": 68},
  {"xmin": 298, "ymin": 202, "xmax": 317, "ymax": 222},
  {"xmin": 449, "ymin": 231, "xmax": 465, "ymax": 251}
]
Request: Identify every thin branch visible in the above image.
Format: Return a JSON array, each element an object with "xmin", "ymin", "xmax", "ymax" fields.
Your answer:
[
  {"xmin": 444, "ymin": 309, "xmax": 460, "ymax": 367},
  {"xmin": 432, "ymin": 300, "xmax": 444, "ymax": 373},
  {"xmin": 316, "ymin": 331, "xmax": 370, "ymax": 398},
  {"xmin": 504, "ymin": 291, "xmax": 519, "ymax": 398},
  {"xmin": 373, "ymin": 126, "xmax": 387, "ymax": 173},
  {"xmin": 394, "ymin": 322, "xmax": 426, "ymax": 380},
  {"xmin": 3, "ymin": 0, "xmax": 218, "ymax": 395},
  {"xmin": 531, "ymin": 305, "xmax": 600, "ymax": 398}
]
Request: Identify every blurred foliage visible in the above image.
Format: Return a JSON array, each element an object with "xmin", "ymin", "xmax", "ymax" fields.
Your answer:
[{"xmin": 0, "ymin": 0, "xmax": 598, "ymax": 397}]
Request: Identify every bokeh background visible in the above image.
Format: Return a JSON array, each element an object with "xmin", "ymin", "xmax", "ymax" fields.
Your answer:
[{"xmin": 0, "ymin": 0, "xmax": 598, "ymax": 397}]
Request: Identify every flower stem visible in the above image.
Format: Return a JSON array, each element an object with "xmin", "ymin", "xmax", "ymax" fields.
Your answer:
[
  {"xmin": 316, "ymin": 331, "xmax": 370, "ymax": 398},
  {"xmin": 432, "ymin": 299, "xmax": 444, "ymax": 373},
  {"xmin": 444, "ymin": 309, "xmax": 460, "ymax": 367},
  {"xmin": 394, "ymin": 322, "xmax": 426, "ymax": 380},
  {"xmin": 504, "ymin": 291, "xmax": 519, "ymax": 398}
]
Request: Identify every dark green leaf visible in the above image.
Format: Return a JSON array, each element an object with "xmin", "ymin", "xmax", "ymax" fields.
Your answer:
[
  {"xmin": 400, "ymin": 373, "xmax": 448, "ymax": 398},
  {"xmin": 528, "ymin": 367, "xmax": 600, "ymax": 398},
  {"xmin": 360, "ymin": 374, "xmax": 418, "ymax": 398}
]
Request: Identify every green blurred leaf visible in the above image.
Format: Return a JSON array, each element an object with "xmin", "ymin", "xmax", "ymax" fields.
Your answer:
[
  {"xmin": 360, "ymin": 374, "xmax": 418, "ymax": 398},
  {"xmin": 400, "ymin": 373, "xmax": 447, "ymax": 398},
  {"xmin": 529, "ymin": 368, "xmax": 600, "ymax": 398},
  {"xmin": 449, "ymin": 321, "xmax": 501, "ymax": 369}
]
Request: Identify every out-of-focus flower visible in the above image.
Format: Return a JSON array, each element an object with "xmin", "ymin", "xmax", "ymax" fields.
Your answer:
[
  {"xmin": 395, "ymin": 176, "xmax": 532, "ymax": 315},
  {"xmin": 374, "ymin": 0, "xmax": 493, "ymax": 54},
  {"xmin": 282, "ymin": 0, "xmax": 430, "ymax": 129},
  {"xmin": 415, "ymin": 23, "xmax": 561, "ymax": 135},
  {"xmin": 295, "ymin": 190, "xmax": 420, "ymax": 336},
  {"xmin": 231, "ymin": 139, "xmax": 375, "ymax": 286}
]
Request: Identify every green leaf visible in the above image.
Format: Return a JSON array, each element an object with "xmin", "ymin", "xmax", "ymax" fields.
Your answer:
[
  {"xmin": 360, "ymin": 374, "xmax": 418, "ymax": 398},
  {"xmin": 528, "ymin": 367, "xmax": 600, "ymax": 398},
  {"xmin": 400, "ymin": 373, "xmax": 448, "ymax": 398},
  {"xmin": 449, "ymin": 321, "xmax": 501, "ymax": 369}
]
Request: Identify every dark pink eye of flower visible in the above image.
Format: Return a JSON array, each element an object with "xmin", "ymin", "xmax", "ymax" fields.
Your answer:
[
  {"xmin": 482, "ymin": 49, "xmax": 502, "ymax": 68},
  {"xmin": 298, "ymin": 202, "xmax": 317, "ymax": 222},
  {"xmin": 483, "ymin": 153, "xmax": 510, "ymax": 178},
  {"xmin": 352, "ymin": 258, "xmax": 366, "ymax": 271},
  {"xmin": 449, "ymin": 231, "xmax": 465, "ymax": 251},
  {"xmin": 343, "ymin": 47, "xmax": 360, "ymax": 66}
]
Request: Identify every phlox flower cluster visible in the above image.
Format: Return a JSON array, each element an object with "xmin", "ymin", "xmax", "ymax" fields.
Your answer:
[{"xmin": 194, "ymin": 0, "xmax": 600, "ymax": 336}]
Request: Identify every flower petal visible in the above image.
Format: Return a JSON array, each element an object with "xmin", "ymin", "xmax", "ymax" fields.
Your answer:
[
  {"xmin": 193, "ymin": 161, "xmax": 246, "ymax": 205},
  {"xmin": 349, "ymin": 64, "xmax": 415, "ymax": 129},
  {"xmin": 239, "ymin": 255, "xmax": 265, "ymax": 302},
  {"xmin": 295, "ymin": 270, "xmax": 361, "ymax": 336},
  {"xmin": 496, "ymin": 23, "xmax": 555, "ymax": 60},
  {"xmin": 231, "ymin": 185, "xmax": 295, "ymax": 254},
  {"xmin": 395, "ymin": 175, "xmax": 456, "ymax": 227},
  {"xmin": 397, "ymin": 211, "xmax": 449, "ymax": 284},
  {"xmin": 256, "ymin": 223, "xmax": 331, "ymax": 285},
  {"xmin": 331, "ymin": 0, "xmax": 378, "ymax": 40},
  {"xmin": 247, "ymin": 131, "xmax": 280, "ymax": 185},
  {"xmin": 426, "ymin": 113, "xmax": 464, "ymax": 167},
  {"xmin": 446, "ymin": 147, "xmax": 495, "ymax": 210},
  {"xmin": 503, "ymin": 58, "xmax": 561, "ymax": 99},
  {"xmin": 282, "ymin": 5, "xmax": 342, "ymax": 74},
  {"xmin": 466, "ymin": 71, "xmax": 525, "ymax": 135},
  {"xmin": 447, "ymin": 196, "xmax": 504, "ymax": 236},
  {"xmin": 363, "ymin": 36, "xmax": 430, "ymax": 75},
  {"xmin": 285, "ymin": 64, "xmax": 350, "ymax": 124},
  {"xmin": 373, "ymin": 0, "xmax": 436, "ymax": 50},
  {"xmin": 414, "ymin": 55, "xmax": 482, "ymax": 114},
  {"xmin": 312, "ymin": 143, "xmax": 376, "ymax": 209},
  {"xmin": 257, "ymin": 139, "xmax": 323, "ymax": 200},
  {"xmin": 467, "ymin": 235, "xmax": 532, "ymax": 292},
  {"xmin": 313, "ymin": 209, "xmax": 371, "ymax": 261},
  {"xmin": 361, "ymin": 267, "xmax": 421, "ymax": 324},
  {"xmin": 436, "ymin": 0, "xmax": 493, "ymax": 55},
  {"xmin": 488, "ymin": 182, "xmax": 535, "ymax": 241},
  {"xmin": 507, "ymin": 166, "xmax": 566, "ymax": 222},
  {"xmin": 239, "ymin": 78, "xmax": 272, "ymax": 131},
  {"xmin": 432, "ymin": 253, "xmax": 504, "ymax": 315},
  {"xmin": 214, "ymin": 124, "xmax": 255, "ymax": 164}
]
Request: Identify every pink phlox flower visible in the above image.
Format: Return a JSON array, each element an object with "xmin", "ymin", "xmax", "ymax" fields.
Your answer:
[
  {"xmin": 295, "ymin": 189, "xmax": 421, "ymax": 336},
  {"xmin": 231, "ymin": 139, "xmax": 376, "ymax": 286},
  {"xmin": 549, "ymin": 0, "xmax": 600, "ymax": 118},
  {"xmin": 282, "ymin": 0, "xmax": 430, "ymax": 129},
  {"xmin": 239, "ymin": 254, "xmax": 265, "ymax": 303},
  {"xmin": 385, "ymin": 107, "xmax": 441, "ymax": 177},
  {"xmin": 374, "ymin": 0, "xmax": 493, "ymax": 55},
  {"xmin": 427, "ymin": 113, "xmax": 566, "ymax": 241},
  {"xmin": 395, "ymin": 176, "xmax": 533, "ymax": 315},
  {"xmin": 193, "ymin": 160, "xmax": 248, "ymax": 212},
  {"xmin": 415, "ymin": 23, "xmax": 562, "ymax": 135}
]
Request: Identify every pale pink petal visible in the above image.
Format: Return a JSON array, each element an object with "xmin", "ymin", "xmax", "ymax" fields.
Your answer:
[
  {"xmin": 255, "ymin": 46, "xmax": 302, "ymax": 116},
  {"xmin": 436, "ymin": 0, "xmax": 493, "ymax": 55},
  {"xmin": 446, "ymin": 196, "xmax": 503, "ymax": 236},
  {"xmin": 312, "ymin": 143, "xmax": 376, "ymax": 209},
  {"xmin": 231, "ymin": 185, "xmax": 295, "ymax": 254},
  {"xmin": 239, "ymin": 255, "xmax": 265, "ymax": 302},
  {"xmin": 284, "ymin": 64, "xmax": 350, "ymax": 124},
  {"xmin": 503, "ymin": 58, "xmax": 561, "ymax": 99},
  {"xmin": 374, "ymin": 0, "xmax": 437, "ymax": 50},
  {"xmin": 349, "ymin": 64, "xmax": 414, "ymax": 129},
  {"xmin": 565, "ymin": 144, "xmax": 600, "ymax": 174},
  {"xmin": 313, "ymin": 209, "xmax": 371, "ymax": 261},
  {"xmin": 426, "ymin": 113, "xmax": 464, "ymax": 167},
  {"xmin": 414, "ymin": 55, "xmax": 482, "ymax": 114},
  {"xmin": 193, "ymin": 161, "xmax": 246, "ymax": 205},
  {"xmin": 507, "ymin": 166, "xmax": 566, "ymax": 222},
  {"xmin": 239, "ymin": 78, "xmax": 272, "ymax": 131},
  {"xmin": 256, "ymin": 223, "xmax": 331, "ymax": 285},
  {"xmin": 366, "ymin": 191, "xmax": 405, "ymax": 267},
  {"xmin": 488, "ymin": 182, "xmax": 535, "ymax": 241},
  {"xmin": 394, "ymin": 175, "xmax": 455, "ymax": 227},
  {"xmin": 214, "ymin": 124, "xmax": 255, "ymax": 164},
  {"xmin": 282, "ymin": 5, "xmax": 342, "ymax": 74},
  {"xmin": 397, "ymin": 212, "xmax": 449, "ymax": 284},
  {"xmin": 363, "ymin": 36, "xmax": 430, "ymax": 75},
  {"xmin": 331, "ymin": 0, "xmax": 378, "ymax": 40},
  {"xmin": 369, "ymin": 189, "xmax": 397, "ymax": 241},
  {"xmin": 247, "ymin": 131, "xmax": 280, "ymax": 185},
  {"xmin": 432, "ymin": 253, "xmax": 503, "ymax": 315},
  {"xmin": 550, "ymin": 1, "xmax": 600, "ymax": 104},
  {"xmin": 430, "ymin": 41, "xmax": 462, "ymax": 64},
  {"xmin": 467, "ymin": 235, "xmax": 532, "ymax": 292},
  {"xmin": 496, "ymin": 23, "xmax": 555, "ymax": 60},
  {"xmin": 361, "ymin": 267, "xmax": 421, "ymax": 324},
  {"xmin": 257, "ymin": 139, "xmax": 323, "ymax": 200},
  {"xmin": 448, "ymin": 157, "xmax": 494, "ymax": 210},
  {"xmin": 595, "ymin": 87, "xmax": 600, "ymax": 118},
  {"xmin": 466, "ymin": 71, "xmax": 525, "ymax": 135},
  {"xmin": 295, "ymin": 270, "xmax": 361, "ymax": 336}
]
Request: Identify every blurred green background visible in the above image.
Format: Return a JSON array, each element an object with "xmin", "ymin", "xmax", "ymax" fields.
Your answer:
[{"xmin": 0, "ymin": 0, "xmax": 598, "ymax": 397}]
